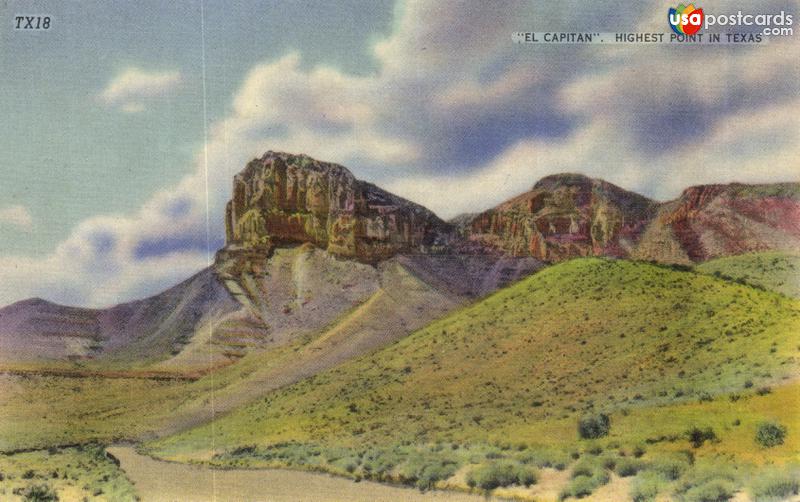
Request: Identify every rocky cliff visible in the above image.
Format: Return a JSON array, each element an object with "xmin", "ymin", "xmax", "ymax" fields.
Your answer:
[
  {"xmin": 223, "ymin": 151, "xmax": 454, "ymax": 263},
  {"xmin": 632, "ymin": 182, "xmax": 800, "ymax": 263},
  {"xmin": 461, "ymin": 174, "xmax": 800, "ymax": 264},
  {"xmin": 462, "ymin": 173, "xmax": 658, "ymax": 261}
]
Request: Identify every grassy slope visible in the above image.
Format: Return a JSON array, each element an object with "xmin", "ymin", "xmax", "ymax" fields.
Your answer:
[
  {"xmin": 0, "ymin": 261, "xmax": 462, "ymax": 451},
  {"xmin": 0, "ymin": 444, "xmax": 137, "ymax": 501},
  {"xmin": 696, "ymin": 251, "xmax": 800, "ymax": 298},
  {"xmin": 150, "ymin": 258, "xmax": 800, "ymax": 465}
]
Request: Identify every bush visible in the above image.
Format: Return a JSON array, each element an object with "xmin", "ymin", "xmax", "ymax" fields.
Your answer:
[
  {"xmin": 21, "ymin": 484, "xmax": 59, "ymax": 502},
  {"xmin": 559, "ymin": 471, "xmax": 610, "ymax": 500},
  {"xmin": 651, "ymin": 457, "xmax": 689, "ymax": 480},
  {"xmin": 571, "ymin": 457, "xmax": 601, "ymax": 479},
  {"xmin": 755, "ymin": 422, "xmax": 787, "ymax": 448},
  {"xmin": 467, "ymin": 461, "xmax": 537, "ymax": 491},
  {"xmin": 398, "ymin": 453, "xmax": 458, "ymax": 491},
  {"xmin": 675, "ymin": 464, "xmax": 737, "ymax": 502},
  {"xmin": 578, "ymin": 413, "xmax": 611, "ymax": 439},
  {"xmin": 616, "ymin": 457, "xmax": 646, "ymax": 477},
  {"xmin": 681, "ymin": 479, "xmax": 735, "ymax": 502},
  {"xmin": 414, "ymin": 461, "xmax": 458, "ymax": 491},
  {"xmin": 750, "ymin": 469, "xmax": 800, "ymax": 501},
  {"xmin": 631, "ymin": 471, "xmax": 664, "ymax": 502},
  {"xmin": 685, "ymin": 427, "xmax": 717, "ymax": 448}
]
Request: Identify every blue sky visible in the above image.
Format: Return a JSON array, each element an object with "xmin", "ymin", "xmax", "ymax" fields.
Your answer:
[{"xmin": 0, "ymin": 0, "xmax": 797, "ymax": 307}]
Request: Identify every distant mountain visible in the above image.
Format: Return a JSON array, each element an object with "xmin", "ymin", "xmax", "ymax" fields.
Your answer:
[
  {"xmin": 462, "ymin": 173, "xmax": 658, "ymax": 260},
  {"xmin": 2, "ymin": 152, "xmax": 797, "ymax": 374},
  {"xmin": 460, "ymin": 174, "xmax": 800, "ymax": 264},
  {"xmin": 632, "ymin": 183, "xmax": 800, "ymax": 263},
  {"xmin": 0, "ymin": 268, "xmax": 243, "ymax": 366}
]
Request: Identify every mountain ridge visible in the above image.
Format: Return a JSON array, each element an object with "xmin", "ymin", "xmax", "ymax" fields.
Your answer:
[{"xmin": 1, "ymin": 151, "xmax": 797, "ymax": 372}]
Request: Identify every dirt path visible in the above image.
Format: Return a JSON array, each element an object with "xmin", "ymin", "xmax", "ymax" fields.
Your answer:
[{"xmin": 107, "ymin": 446, "xmax": 494, "ymax": 502}]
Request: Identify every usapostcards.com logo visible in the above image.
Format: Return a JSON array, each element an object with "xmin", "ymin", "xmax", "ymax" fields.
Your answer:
[
  {"xmin": 668, "ymin": 4, "xmax": 795, "ymax": 36},
  {"xmin": 669, "ymin": 4, "xmax": 704, "ymax": 35}
]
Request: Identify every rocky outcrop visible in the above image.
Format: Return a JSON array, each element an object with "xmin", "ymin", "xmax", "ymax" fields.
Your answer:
[
  {"xmin": 462, "ymin": 174, "xmax": 658, "ymax": 261},
  {"xmin": 633, "ymin": 183, "xmax": 800, "ymax": 263},
  {"xmin": 223, "ymin": 151, "xmax": 454, "ymax": 263}
]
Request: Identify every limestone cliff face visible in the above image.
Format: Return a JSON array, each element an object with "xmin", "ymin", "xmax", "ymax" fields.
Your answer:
[
  {"xmin": 220, "ymin": 154, "xmax": 799, "ymax": 268},
  {"xmin": 222, "ymin": 151, "xmax": 453, "ymax": 263},
  {"xmin": 463, "ymin": 174, "xmax": 658, "ymax": 261}
]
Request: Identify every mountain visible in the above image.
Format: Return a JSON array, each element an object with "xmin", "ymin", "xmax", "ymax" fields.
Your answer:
[
  {"xmin": 632, "ymin": 183, "xmax": 800, "ymax": 263},
  {"xmin": 1, "ymin": 153, "xmax": 797, "ymax": 376},
  {"xmin": 223, "ymin": 151, "xmax": 454, "ymax": 264},
  {"xmin": 0, "ymin": 269, "xmax": 243, "ymax": 367},
  {"xmin": 461, "ymin": 173, "xmax": 658, "ymax": 260},
  {"xmin": 460, "ymin": 175, "xmax": 800, "ymax": 264},
  {"xmin": 0, "ymin": 153, "xmax": 543, "ymax": 378}
]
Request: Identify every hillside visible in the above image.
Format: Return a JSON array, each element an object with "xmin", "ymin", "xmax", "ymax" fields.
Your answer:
[
  {"xmin": 150, "ymin": 259, "xmax": 799, "ymax": 462},
  {"xmin": 696, "ymin": 251, "xmax": 800, "ymax": 298},
  {"xmin": 0, "ymin": 268, "xmax": 243, "ymax": 368},
  {"xmin": 0, "ymin": 246, "xmax": 545, "ymax": 451}
]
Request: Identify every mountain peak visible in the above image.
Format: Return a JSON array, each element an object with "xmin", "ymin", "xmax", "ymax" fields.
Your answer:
[
  {"xmin": 532, "ymin": 173, "xmax": 593, "ymax": 190},
  {"xmin": 222, "ymin": 152, "xmax": 453, "ymax": 265}
]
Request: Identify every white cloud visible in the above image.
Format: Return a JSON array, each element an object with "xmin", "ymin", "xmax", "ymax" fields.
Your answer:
[
  {"xmin": 0, "ymin": 205, "xmax": 33, "ymax": 230},
  {"xmin": 100, "ymin": 67, "xmax": 182, "ymax": 112},
  {"xmin": 1, "ymin": 0, "xmax": 798, "ymax": 308}
]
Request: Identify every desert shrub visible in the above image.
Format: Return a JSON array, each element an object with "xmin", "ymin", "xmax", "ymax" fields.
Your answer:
[
  {"xmin": 571, "ymin": 457, "xmax": 602, "ymax": 479},
  {"xmin": 680, "ymin": 479, "xmax": 735, "ymax": 502},
  {"xmin": 617, "ymin": 457, "xmax": 646, "ymax": 477},
  {"xmin": 560, "ymin": 471, "xmax": 610, "ymax": 500},
  {"xmin": 21, "ymin": 484, "xmax": 59, "ymax": 502},
  {"xmin": 650, "ymin": 456, "xmax": 689, "ymax": 480},
  {"xmin": 514, "ymin": 449, "xmax": 568, "ymax": 469},
  {"xmin": 755, "ymin": 422, "xmax": 787, "ymax": 448},
  {"xmin": 578, "ymin": 413, "xmax": 611, "ymax": 439},
  {"xmin": 360, "ymin": 449, "xmax": 400, "ymax": 481},
  {"xmin": 397, "ymin": 452, "xmax": 458, "ymax": 491},
  {"xmin": 675, "ymin": 464, "xmax": 738, "ymax": 502},
  {"xmin": 467, "ymin": 461, "xmax": 537, "ymax": 491},
  {"xmin": 414, "ymin": 461, "xmax": 458, "ymax": 491},
  {"xmin": 631, "ymin": 471, "xmax": 665, "ymax": 502},
  {"xmin": 685, "ymin": 426, "xmax": 717, "ymax": 448},
  {"xmin": 750, "ymin": 468, "xmax": 800, "ymax": 501},
  {"xmin": 599, "ymin": 452, "xmax": 619, "ymax": 471}
]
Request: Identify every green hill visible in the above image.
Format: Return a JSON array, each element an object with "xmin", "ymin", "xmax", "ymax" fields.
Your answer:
[
  {"xmin": 149, "ymin": 258, "xmax": 800, "ymax": 498},
  {"xmin": 696, "ymin": 251, "xmax": 800, "ymax": 298}
]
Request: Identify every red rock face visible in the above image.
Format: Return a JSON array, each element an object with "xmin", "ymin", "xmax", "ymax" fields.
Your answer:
[
  {"xmin": 464, "ymin": 174, "xmax": 658, "ymax": 262},
  {"xmin": 462, "ymin": 178, "xmax": 800, "ymax": 263},
  {"xmin": 222, "ymin": 154, "xmax": 799, "ymax": 266},
  {"xmin": 223, "ymin": 151, "xmax": 454, "ymax": 263},
  {"xmin": 654, "ymin": 183, "xmax": 800, "ymax": 262}
]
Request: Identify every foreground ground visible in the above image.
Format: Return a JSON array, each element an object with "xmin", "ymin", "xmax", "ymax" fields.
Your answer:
[
  {"xmin": 106, "ymin": 446, "xmax": 498, "ymax": 502},
  {"xmin": 1, "ymin": 255, "xmax": 798, "ymax": 500}
]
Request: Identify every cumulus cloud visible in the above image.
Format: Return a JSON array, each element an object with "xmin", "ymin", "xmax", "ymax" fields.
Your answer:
[
  {"xmin": 0, "ymin": 205, "xmax": 33, "ymax": 230},
  {"xmin": 1, "ymin": 0, "xmax": 798, "ymax": 307},
  {"xmin": 100, "ymin": 67, "xmax": 182, "ymax": 112}
]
